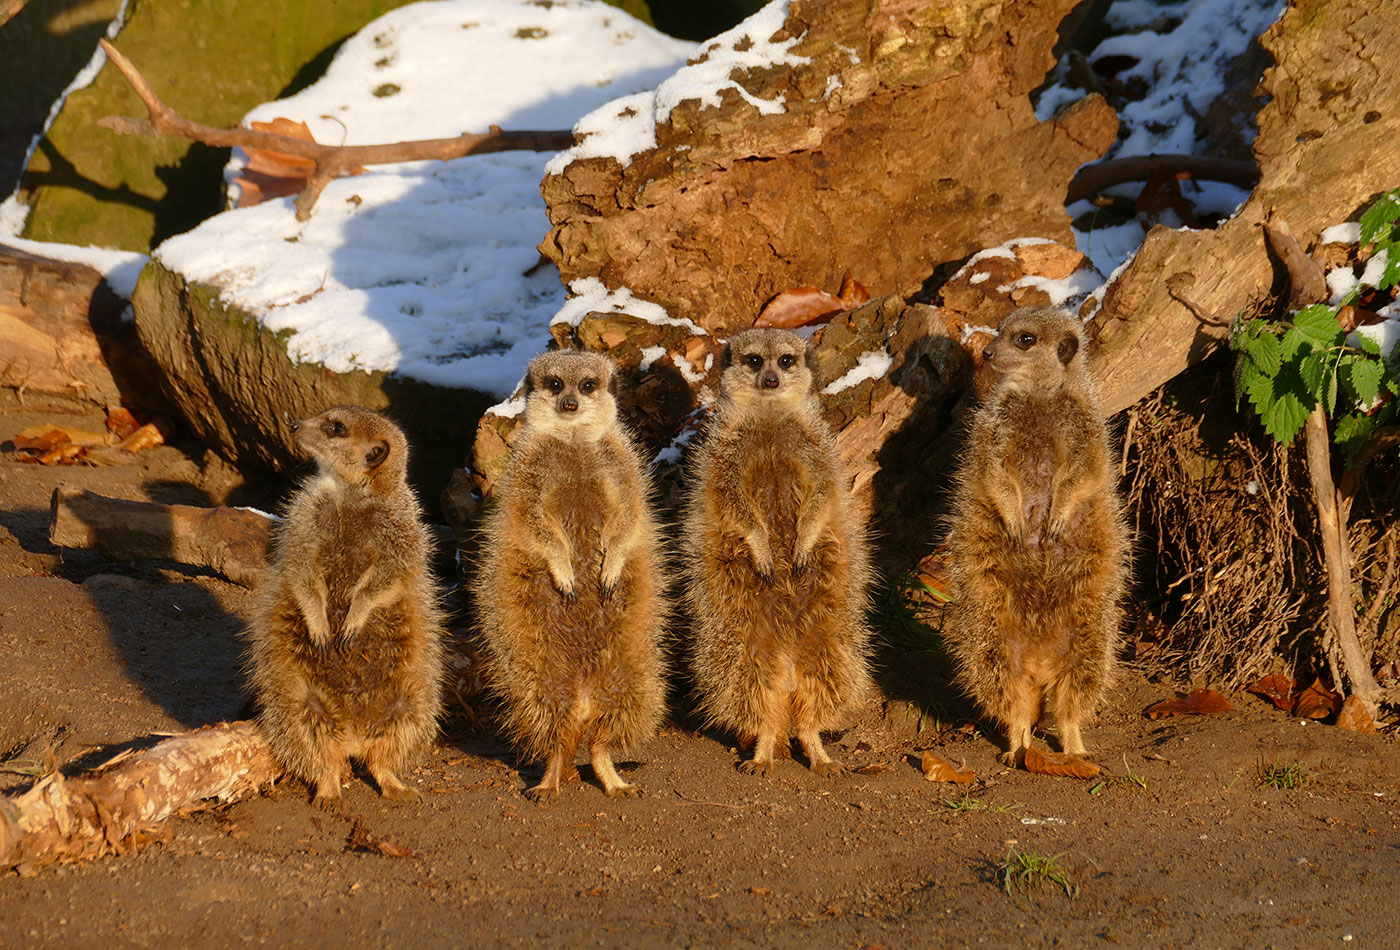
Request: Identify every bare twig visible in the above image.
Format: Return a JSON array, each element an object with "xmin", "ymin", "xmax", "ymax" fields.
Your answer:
[
  {"xmin": 1067, "ymin": 154, "xmax": 1259, "ymax": 204},
  {"xmin": 95, "ymin": 39, "xmax": 575, "ymax": 221}
]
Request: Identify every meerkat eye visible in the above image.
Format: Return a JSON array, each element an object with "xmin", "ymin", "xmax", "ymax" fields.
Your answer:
[
  {"xmin": 744, "ymin": 354, "xmax": 764, "ymax": 370},
  {"xmin": 580, "ymin": 379, "xmax": 598, "ymax": 395},
  {"xmin": 777, "ymin": 354, "xmax": 796, "ymax": 370},
  {"xmin": 1014, "ymin": 332, "xmax": 1037, "ymax": 350},
  {"xmin": 546, "ymin": 377, "xmax": 563, "ymax": 394},
  {"xmin": 324, "ymin": 419, "xmax": 347, "ymax": 438}
]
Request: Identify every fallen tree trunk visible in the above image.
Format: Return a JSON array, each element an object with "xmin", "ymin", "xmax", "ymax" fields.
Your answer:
[
  {"xmin": 0, "ymin": 722, "xmax": 279, "ymax": 875},
  {"xmin": 0, "ymin": 244, "xmax": 166, "ymax": 412},
  {"xmin": 49, "ymin": 486, "xmax": 275, "ymax": 588}
]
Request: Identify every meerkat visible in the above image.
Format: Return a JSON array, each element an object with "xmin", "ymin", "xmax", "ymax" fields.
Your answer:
[
  {"xmin": 682, "ymin": 328, "xmax": 873, "ymax": 776},
  {"xmin": 474, "ymin": 350, "xmax": 667, "ymax": 802},
  {"xmin": 943, "ymin": 306, "xmax": 1129, "ymax": 767},
  {"xmin": 248, "ymin": 406, "xmax": 444, "ymax": 806}
]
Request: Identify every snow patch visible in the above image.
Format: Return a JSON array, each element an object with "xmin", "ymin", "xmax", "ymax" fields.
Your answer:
[{"xmin": 821, "ymin": 349, "xmax": 892, "ymax": 395}]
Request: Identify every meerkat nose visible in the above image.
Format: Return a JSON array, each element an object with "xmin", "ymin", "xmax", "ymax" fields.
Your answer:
[
  {"xmin": 981, "ymin": 346, "xmax": 995, "ymax": 361},
  {"xmin": 559, "ymin": 397, "xmax": 579, "ymax": 413},
  {"xmin": 761, "ymin": 371, "xmax": 779, "ymax": 389},
  {"xmin": 289, "ymin": 421, "xmax": 301, "ymax": 433}
]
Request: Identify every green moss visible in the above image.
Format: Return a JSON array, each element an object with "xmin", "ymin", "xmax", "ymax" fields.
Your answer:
[{"xmin": 19, "ymin": 0, "xmax": 420, "ymax": 251}]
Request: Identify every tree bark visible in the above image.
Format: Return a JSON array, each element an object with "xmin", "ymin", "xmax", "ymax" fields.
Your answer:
[{"xmin": 0, "ymin": 722, "xmax": 280, "ymax": 875}]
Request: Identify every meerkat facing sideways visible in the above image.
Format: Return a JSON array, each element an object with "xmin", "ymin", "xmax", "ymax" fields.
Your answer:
[
  {"xmin": 943, "ymin": 306, "xmax": 1128, "ymax": 766},
  {"xmin": 683, "ymin": 328, "xmax": 873, "ymax": 776},
  {"xmin": 475, "ymin": 350, "xmax": 667, "ymax": 802},
  {"xmin": 249, "ymin": 406, "xmax": 444, "ymax": 806}
]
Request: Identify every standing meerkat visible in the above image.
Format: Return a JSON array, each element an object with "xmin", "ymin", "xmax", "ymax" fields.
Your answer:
[
  {"xmin": 683, "ymin": 328, "xmax": 873, "ymax": 776},
  {"xmin": 474, "ymin": 350, "xmax": 667, "ymax": 802},
  {"xmin": 249, "ymin": 406, "xmax": 444, "ymax": 806},
  {"xmin": 944, "ymin": 306, "xmax": 1128, "ymax": 766}
]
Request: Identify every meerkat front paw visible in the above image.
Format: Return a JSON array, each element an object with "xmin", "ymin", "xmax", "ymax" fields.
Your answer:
[
  {"xmin": 523, "ymin": 784, "xmax": 560, "ymax": 804},
  {"xmin": 737, "ymin": 757, "xmax": 773, "ymax": 776}
]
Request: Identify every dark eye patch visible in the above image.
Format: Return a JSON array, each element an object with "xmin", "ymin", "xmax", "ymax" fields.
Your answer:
[
  {"xmin": 546, "ymin": 377, "xmax": 563, "ymax": 394},
  {"xmin": 744, "ymin": 353, "xmax": 763, "ymax": 370},
  {"xmin": 1014, "ymin": 332, "xmax": 1037, "ymax": 350},
  {"xmin": 580, "ymin": 378, "xmax": 598, "ymax": 395},
  {"xmin": 324, "ymin": 419, "xmax": 348, "ymax": 438}
]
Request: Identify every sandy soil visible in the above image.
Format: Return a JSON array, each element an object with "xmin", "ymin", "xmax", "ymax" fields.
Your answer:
[{"xmin": 1, "ymin": 401, "xmax": 1397, "ymax": 948}]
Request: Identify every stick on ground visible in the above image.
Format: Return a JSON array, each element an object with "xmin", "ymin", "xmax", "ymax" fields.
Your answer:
[{"xmin": 0, "ymin": 722, "xmax": 280, "ymax": 875}]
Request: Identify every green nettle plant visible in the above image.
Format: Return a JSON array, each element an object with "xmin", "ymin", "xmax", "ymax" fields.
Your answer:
[{"xmin": 1230, "ymin": 189, "xmax": 1400, "ymax": 716}]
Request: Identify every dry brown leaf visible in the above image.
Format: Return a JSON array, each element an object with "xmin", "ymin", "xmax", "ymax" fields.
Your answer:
[
  {"xmin": 243, "ymin": 118, "xmax": 318, "ymax": 178},
  {"xmin": 1145, "ymin": 689, "xmax": 1233, "ymax": 719},
  {"xmin": 1292, "ymin": 679, "xmax": 1341, "ymax": 720},
  {"xmin": 837, "ymin": 271, "xmax": 870, "ymax": 307},
  {"xmin": 233, "ymin": 117, "xmax": 366, "ymax": 209},
  {"xmin": 755, "ymin": 286, "xmax": 846, "ymax": 329},
  {"xmin": 1023, "ymin": 746, "xmax": 1101, "ymax": 779},
  {"xmin": 1334, "ymin": 695, "xmax": 1378, "ymax": 734},
  {"xmin": 116, "ymin": 423, "xmax": 165, "ymax": 453},
  {"xmin": 919, "ymin": 751, "xmax": 974, "ymax": 784},
  {"xmin": 1245, "ymin": 675, "xmax": 1298, "ymax": 712},
  {"xmin": 105, "ymin": 405, "xmax": 140, "ymax": 439},
  {"xmin": 15, "ymin": 425, "xmax": 112, "ymax": 448},
  {"xmin": 346, "ymin": 818, "xmax": 417, "ymax": 858},
  {"xmin": 37, "ymin": 443, "xmax": 87, "ymax": 465}
]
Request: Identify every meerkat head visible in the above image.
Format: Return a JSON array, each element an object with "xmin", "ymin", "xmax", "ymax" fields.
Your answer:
[
  {"xmin": 291, "ymin": 405, "xmax": 409, "ymax": 491},
  {"xmin": 980, "ymin": 307, "xmax": 1088, "ymax": 394},
  {"xmin": 719, "ymin": 328, "xmax": 816, "ymax": 413},
  {"xmin": 522, "ymin": 349, "xmax": 619, "ymax": 441}
]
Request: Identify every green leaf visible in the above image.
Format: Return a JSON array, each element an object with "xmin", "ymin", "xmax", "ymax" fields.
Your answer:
[
  {"xmin": 1262, "ymin": 390, "xmax": 1310, "ymax": 444},
  {"xmin": 1333, "ymin": 411, "xmax": 1375, "ymax": 454},
  {"xmin": 1299, "ymin": 351, "xmax": 1327, "ymax": 397},
  {"xmin": 1279, "ymin": 327, "xmax": 1306, "ymax": 362},
  {"xmin": 1343, "ymin": 356, "xmax": 1384, "ymax": 406},
  {"xmin": 1383, "ymin": 251, "xmax": 1400, "ymax": 291},
  {"xmin": 1326, "ymin": 361, "xmax": 1339, "ymax": 415},
  {"xmin": 1359, "ymin": 190, "xmax": 1400, "ymax": 246},
  {"xmin": 1356, "ymin": 333, "xmax": 1382, "ymax": 356},
  {"xmin": 1244, "ymin": 330, "xmax": 1282, "ymax": 377},
  {"xmin": 1293, "ymin": 305, "xmax": 1343, "ymax": 345}
]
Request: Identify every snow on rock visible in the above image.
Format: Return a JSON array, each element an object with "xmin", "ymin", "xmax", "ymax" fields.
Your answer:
[
  {"xmin": 546, "ymin": 0, "xmax": 804, "ymax": 174},
  {"xmin": 153, "ymin": 0, "xmax": 693, "ymax": 400},
  {"xmin": 821, "ymin": 349, "xmax": 892, "ymax": 396},
  {"xmin": 550, "ymin": 276, "xmax": 704, "ymax": 334}
]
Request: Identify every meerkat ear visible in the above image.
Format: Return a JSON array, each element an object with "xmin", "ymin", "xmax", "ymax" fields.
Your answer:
[
  {"xmin": 1057, "ymin": 333, "xmax": 1080, "ymax": 366},
  {"xmin": 365, "ymin": 440, "xmax": 390, "ymax": 471},
  {"xmin": 608, "ymin": 367, "xmax": 620, "ymax": 397}
]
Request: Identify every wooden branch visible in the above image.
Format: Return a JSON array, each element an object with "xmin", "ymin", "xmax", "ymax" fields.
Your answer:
[
  {"xmin": 0, "ymin": 722, "xmax": 279, "ymax": 875},
  {"xmin": 1066, "ymin": 154, "xmax": 1260, "ymax": 204},
  {"xmin": 95, "ymin": 38, "xmax": 575, "ymax": 221},
  {"xmin": 49, "ymin": 486, "xmax": 275, "ymax": 588},
  {"xmin": 1262, "ymin": 213, "xmax": 1328, "ymax": 309},
  {"xmin": 1305, "ymin": 404, "xmax": 1383, "ymax": 715}
]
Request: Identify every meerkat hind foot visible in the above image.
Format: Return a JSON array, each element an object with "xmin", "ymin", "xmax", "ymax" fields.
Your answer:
[
  {"xmin": 590, "ymin": 744, "xmax": 640, "ymax": 798},
  {"xmin": 374, "ymin": 772, "xmax": 420, "ymax": 803},
  {"xmin": 737, "ymin": 757, "xmax": 773, "ymax": 776},
  {"xmin": 799, "ymin": 732, "xmax": 844, "ymax": 776}
]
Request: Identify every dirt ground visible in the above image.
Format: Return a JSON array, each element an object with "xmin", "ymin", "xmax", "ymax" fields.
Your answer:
[{"xmin": 1, "ymin": 400, "xmax": 1397, "ymax": 948}]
